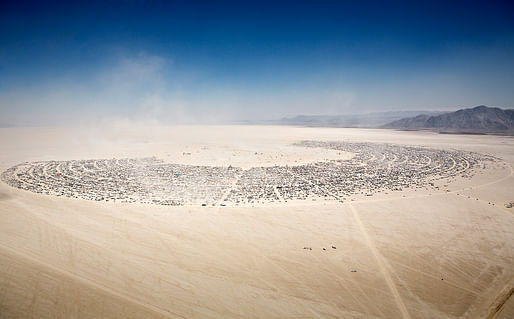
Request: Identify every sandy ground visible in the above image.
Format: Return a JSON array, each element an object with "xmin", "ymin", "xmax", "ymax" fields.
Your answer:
[{"xmin": 0, "ymin": 125, "xmax": 513, "ymax": 319}]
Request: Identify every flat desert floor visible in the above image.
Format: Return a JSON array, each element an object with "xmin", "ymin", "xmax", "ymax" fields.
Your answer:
[{"xmin": 0, "ymin": 125, "xmax": 513, "ymax": 319}]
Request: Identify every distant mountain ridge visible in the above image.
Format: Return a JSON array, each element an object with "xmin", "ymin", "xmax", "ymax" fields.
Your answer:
[
  {"xmin": 274, "ymin": 110, "xmax": 443, "ymax": 128},
  {"xmin": 382, "ymin": 106, "xmax": 514, "ymax": 134}
]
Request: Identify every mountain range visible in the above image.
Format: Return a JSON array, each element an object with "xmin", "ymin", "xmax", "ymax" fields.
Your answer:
[
  {"xmin": 274, "ymin": 111, "xmax": 443, "ymax": 128},
  {"xmin": 382, "ymin": 105, "xmax": 514, "ymax": 134}
]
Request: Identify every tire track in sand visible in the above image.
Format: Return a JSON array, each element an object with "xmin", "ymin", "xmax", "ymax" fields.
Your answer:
[
  {"xmin": 348, "ymin": 203, "xmax": 412, "ymax": 319},
  {"xmin": 0, "ymin": 242, "xmax": 184, "ymax": 319}
]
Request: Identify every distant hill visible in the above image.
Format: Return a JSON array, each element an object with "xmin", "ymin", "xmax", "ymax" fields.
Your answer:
[
  {"xmin": 274, "ymin": 111, "xmax": 443, "ymax": 128},
  {"xmin": 382, "ymin": 106, "xmax": 514, "ymax": 134}
]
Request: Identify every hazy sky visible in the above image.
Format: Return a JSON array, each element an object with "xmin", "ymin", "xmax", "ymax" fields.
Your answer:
[{"xmin": 1, "ymin": 0, "xmax": 514, "ymax": 125}]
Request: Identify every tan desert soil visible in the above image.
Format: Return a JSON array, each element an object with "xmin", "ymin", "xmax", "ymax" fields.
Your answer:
[{"xmin": 0, "ymin": 125, "xmax": 513, "ymax": 319}]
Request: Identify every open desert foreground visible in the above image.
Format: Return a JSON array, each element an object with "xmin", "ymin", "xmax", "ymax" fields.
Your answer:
[{"xmin": 0, "ymin": 125, "xmax": 513, "ymax": 319}]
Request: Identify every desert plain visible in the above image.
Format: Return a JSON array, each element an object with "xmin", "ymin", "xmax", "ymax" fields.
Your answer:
[{"xmin": 0, "ymin": 124, "xmax": 513, "ymax": 319}]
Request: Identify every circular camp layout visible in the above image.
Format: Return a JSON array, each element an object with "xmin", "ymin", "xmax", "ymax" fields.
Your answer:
[{"xmin": 1, "ymin": 141, "xmax": 496, "ymax": 206}]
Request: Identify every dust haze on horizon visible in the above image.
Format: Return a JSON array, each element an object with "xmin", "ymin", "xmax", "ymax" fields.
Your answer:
[
  {"xmin": 1, "ymin": 1, "xmax": 514, "ymax": 127},
  {"xmin": 2, "ymin": 3, "xmax": 514, "ymax": 319}
]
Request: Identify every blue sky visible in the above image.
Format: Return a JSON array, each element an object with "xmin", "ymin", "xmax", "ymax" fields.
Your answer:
[{"xmin": 1, "ymin": 0, "xmax": 514, "ymax": 125}]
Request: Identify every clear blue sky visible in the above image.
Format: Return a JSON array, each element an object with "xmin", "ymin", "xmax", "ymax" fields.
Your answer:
[{"xmin": 1, "ymin": 0, "xmax": 513, "ymax": 125}]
